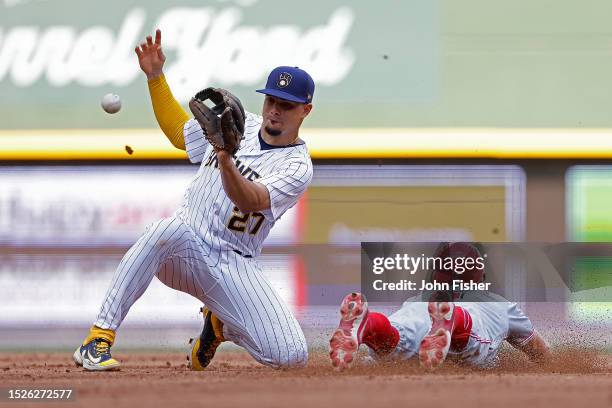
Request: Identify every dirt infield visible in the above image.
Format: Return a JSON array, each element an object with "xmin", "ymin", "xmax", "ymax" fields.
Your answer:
[{"xmin": 1, "ymin": 349, "xmax": 610, "ymax": 408}]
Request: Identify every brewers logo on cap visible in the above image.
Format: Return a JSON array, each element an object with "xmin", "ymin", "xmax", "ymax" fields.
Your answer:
[
  {"xmin": 256, "ymin": 66, "xmax": 315, "ymax": 103},
  {"xmin": 278, "ymin": 72, "xmax": 292, "ymax": 88}
]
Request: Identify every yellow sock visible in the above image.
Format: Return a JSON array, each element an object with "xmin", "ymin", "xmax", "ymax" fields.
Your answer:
[
  {"xmin": 210, "ymin": 314, "xmax": 225, "ymax": 341},
  {"xmin": 83, "ymin": 326, "xmax": 116, "ymax": 346}
]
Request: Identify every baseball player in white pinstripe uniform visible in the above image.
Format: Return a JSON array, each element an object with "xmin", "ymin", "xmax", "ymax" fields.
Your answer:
[{"xmin": 73, "ymin": 29, "xmax": 314, "ymax": 371}]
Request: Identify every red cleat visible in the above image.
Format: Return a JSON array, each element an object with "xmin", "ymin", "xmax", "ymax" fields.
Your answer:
[
  {"xmin": 419, "ymin": 301, "xmax": 455, "ymax": 370},
  {"xmin": 329, "ymin": 292, "xmax": 369, "ymax": 370}
]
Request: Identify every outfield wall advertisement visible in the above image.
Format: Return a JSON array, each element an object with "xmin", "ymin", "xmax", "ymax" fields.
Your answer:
[
  {"xmin": 4, "ymin": 0, "xmax": 612, "ymax": 131},
  {"xmin": 0, "ymin": 164, "xmax": 525, "ymax": 327},
  {"xmin": 0, "ymin": 0, "xmax": 437, "ymax": 129},
  {"xmin": 0, "ymin": 165, "xmax": 524, "ymax": 246}
]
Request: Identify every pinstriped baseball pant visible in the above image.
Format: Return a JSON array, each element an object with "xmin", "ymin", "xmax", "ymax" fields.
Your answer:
[{"xmin": 94, "ymin": 216, "xmax": 308, "ymax": 368}]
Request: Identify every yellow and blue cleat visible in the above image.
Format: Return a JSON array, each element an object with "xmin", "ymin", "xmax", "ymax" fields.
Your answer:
[
  {"xmin": 73, "ymin": 338, "xmax": 121, "ymax": 371},
  {"xmin": 188, "ymin": 307, "xmax": 225, "ymax": 371}
]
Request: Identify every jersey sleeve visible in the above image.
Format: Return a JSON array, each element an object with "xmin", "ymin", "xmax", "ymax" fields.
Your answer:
[
  {"xmin": 183, "ymin": 119, "xmax": 210, "ymax": 163},
  {"xmin": 256, "ymin": 157, "xmax": 313, "ymax": 222},
  {"xmin": 506, "ymin": 302, "xmax": 535, "ymax": 347}
]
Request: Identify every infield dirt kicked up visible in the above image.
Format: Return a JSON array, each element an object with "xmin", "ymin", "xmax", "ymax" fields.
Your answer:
[{"xmin": 1, "ymin": 348, "xmax": 610, "ymax": 408}]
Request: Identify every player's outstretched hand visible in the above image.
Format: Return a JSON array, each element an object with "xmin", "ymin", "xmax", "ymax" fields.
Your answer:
[{"xmin": 135, "ymin": 29, "xmax": 166, "ymax": 80}]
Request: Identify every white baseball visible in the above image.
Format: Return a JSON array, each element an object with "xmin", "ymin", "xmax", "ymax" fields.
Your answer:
[{"xmin": 101, "ymin": 93, "xmax": 122, "ymax": 114}]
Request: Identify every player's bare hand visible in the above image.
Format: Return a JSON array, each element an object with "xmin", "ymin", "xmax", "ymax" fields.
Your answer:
[{"xmin": 135, "ymin": 29, "xmax": 166, "ymax": 80}]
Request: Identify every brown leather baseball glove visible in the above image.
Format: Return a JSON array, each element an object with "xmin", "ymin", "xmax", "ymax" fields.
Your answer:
[{"xmin": 188, "ymin": 87, "xmax": 246, "ymax": 155}]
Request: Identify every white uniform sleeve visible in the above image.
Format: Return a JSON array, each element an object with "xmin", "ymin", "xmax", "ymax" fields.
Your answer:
[
  {"xmin": 506, "ymin": 302, "xmax": 535, "ymax": 347},
  {"xmin": 256, "ymin": 158, "xmax": 313, "ymax": 222},
  {"xmin": 183, "ymin": 119, "xmax": 209, "ymax": 163}
]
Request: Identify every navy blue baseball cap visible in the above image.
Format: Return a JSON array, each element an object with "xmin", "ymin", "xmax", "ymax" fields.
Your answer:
[{"xmin": 256, "ymin": 66, "xmax": 315, "ymax": 104}]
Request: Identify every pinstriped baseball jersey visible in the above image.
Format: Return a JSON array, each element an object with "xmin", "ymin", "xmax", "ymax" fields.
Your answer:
[
  {"xmin": 177, "ymin": 111, "xmax": 313, "ymax": 259},
  {"xmin": 93, "ymin": 109, "xmax": 312, "ymax": 368}
]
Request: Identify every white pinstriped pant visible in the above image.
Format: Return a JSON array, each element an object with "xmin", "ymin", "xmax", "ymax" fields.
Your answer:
[{"xmin": 94, "ymin": 216, "xmax": 308, "ymax": 368}]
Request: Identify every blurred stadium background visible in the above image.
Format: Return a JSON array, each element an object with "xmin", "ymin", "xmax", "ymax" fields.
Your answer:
[{"xmin": 0, "ymin": 0, "xmax": 610, "ymax": 351}]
